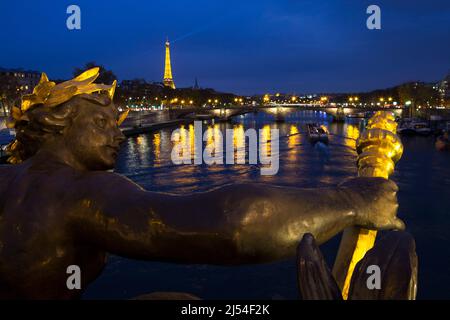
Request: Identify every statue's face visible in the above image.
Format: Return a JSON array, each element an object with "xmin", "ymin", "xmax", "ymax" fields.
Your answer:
[{"xmin": 63, "ymin": 97, "xmax": 125, "ymax": 170}]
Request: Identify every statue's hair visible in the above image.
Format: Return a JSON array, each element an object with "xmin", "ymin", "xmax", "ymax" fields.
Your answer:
[
  {"xmin": 7, "ymin": 93, "xmax": 112, "ymax": 164},
  {"xmin": 6, "ymin": 68, "xmax": 129, "ymax": 164}
]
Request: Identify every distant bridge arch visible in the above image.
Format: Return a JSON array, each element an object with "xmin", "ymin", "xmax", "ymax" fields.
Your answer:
[{"xmin": 167, "ymin": 105, "xmax": 405, "ymax": 122}]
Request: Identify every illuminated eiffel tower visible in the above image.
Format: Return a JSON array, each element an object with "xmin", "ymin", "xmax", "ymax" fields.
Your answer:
[{"xmin": 163, "ymin": 39, "xmax": 176, "ymax": 89}]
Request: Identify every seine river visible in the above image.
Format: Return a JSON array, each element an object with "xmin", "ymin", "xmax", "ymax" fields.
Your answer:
[
  {"xmin": 4, "ymin": 110, "xmax": 448, "ymax": 299},
  {"xmin": 80, "ymin": 110, "xmax": 450, "ymax": 299}
]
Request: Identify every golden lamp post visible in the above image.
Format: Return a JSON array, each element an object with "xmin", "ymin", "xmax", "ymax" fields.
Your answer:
[{"xmin": 333, "ymin": 111, "xmax": 404, "ymax": 299}]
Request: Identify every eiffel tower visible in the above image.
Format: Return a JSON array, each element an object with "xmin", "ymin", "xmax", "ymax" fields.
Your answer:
[{"xmin": 163, "ymin": 39, "xmax": 176, "ymax": 89}]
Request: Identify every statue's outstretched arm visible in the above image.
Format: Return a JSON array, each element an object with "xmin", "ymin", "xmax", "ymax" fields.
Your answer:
[{"xmin": 70, "ymin": 172, "xmax": 403, "ymax": 265}]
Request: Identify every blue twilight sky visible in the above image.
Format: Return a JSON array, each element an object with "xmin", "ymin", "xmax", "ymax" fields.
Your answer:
[{"xmin": 0, "ymin": 0, "xmax": 449, "ymax": 95}]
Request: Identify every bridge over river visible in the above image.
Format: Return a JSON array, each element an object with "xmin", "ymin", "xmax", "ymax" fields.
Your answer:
[
  {"xmin": 167, "ymin": 104, "xmax": 406, "ymax": 121},
  {"xmin": 119, "ymin": 104, "xmax": 406, "ymax": 136},
  {"xmin": 0, "ymin": 104, "xmax": 408, "ymax": 141},
  {"xmin": 0, "ymin": 104, "xmax": 410, "ymax": 140}
]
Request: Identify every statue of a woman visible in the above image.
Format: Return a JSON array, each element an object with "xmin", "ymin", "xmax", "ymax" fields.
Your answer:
[{"xmin": 0, "ymin": 69, "xmax": 403, "ymax": 299}]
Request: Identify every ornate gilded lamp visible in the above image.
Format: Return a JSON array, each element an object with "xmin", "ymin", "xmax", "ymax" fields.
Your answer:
[{"xmin": 333, "ymin": 111, "xmax": 404, "ymax": 299}]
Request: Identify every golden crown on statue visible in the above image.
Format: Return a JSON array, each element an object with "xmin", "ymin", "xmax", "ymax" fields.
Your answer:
[{"xmin": 7, "ymin": 67, "xmax": 128, "ymax": 129}]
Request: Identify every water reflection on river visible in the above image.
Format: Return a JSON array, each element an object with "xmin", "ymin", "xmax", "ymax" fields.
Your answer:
[
  {"xmin": 84, "ymin": 110, "xmax": 450, "ymax": 300},
  {"xmin": 115, "ymin": 111, "xmax": 360, "ymax": 193}
]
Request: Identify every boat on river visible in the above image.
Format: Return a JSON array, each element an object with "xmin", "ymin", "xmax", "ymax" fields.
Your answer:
[
  {"xmin": 398, "ymin": 118, "xmax": 432, "ymax": 136},
  {"xmin": 346, "ymin": 112, "xmax": 366, "ymax": 119},
  {"xmin": 306, "ymin": 123, "xmax": 329, "ymax": 143}
]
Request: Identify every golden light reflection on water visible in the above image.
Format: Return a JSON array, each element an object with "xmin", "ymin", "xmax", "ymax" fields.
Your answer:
[
  {"xmin": 233, "ymin": 124, "xmax": 245, "ymax": 163},
  {"xmin": 260, "ymin": 124, "xmax": 272, "ymax": 158},
  {"xmin": 288, "ymin": 125, "xmax": 300, "ymax": 161},
  {"xmin": 119, "ymin": 115, "xmax": 365, "ymax": 193},
  {"xmin": 136, "ymin": 135, "xmax": 149, "ymax": 163},
  {"xmin": 204, "ymin": 124, "xmax": 223, "ymax": 160},
  {"xmin": 153, "ymin": 133, "xmax": 161, "ymax": 166},
  {"xmin": 259, "ymin": 124, "xmax": 278, "ymax": 182},
  {"xmin": 205, "ymin": 125, "xmax": 213, "ymax": 146},
  {"xmin": 289, "ymin": 125, "xmax": 298, "ymax": 136},
  {"xmin": 179, "ymin": 125, "xmax": 189, "ymax": 159},
  {"xmin": 189, "ymin": 124, "xmax": 195, "ymax": 157},
  {"xmin": 344, "ymin": 124, "xmax": 360, "ymax": 149},
  {"xmin": 172, "ymin": 124, "xmax": 197, "ymax": 185},
  {"xmin": 167, "ymin": 122, "xmax": 279, "ymax": 165}
]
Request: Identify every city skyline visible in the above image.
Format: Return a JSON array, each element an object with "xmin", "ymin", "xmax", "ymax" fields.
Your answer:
[{"xmin": 0, "ymin": 0, "xmax": 449, "ymax": 95}]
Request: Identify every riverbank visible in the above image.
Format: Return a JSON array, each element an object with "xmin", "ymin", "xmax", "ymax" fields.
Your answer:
[{"xmin": 121, "ymin": 119, "xmax": 193, "ymax": 137}]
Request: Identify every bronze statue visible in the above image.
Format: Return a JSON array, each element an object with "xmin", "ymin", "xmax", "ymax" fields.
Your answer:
[
  {"xmin": 296, "ymin": 232, "xmax": 417, "ymax": 300},
  {"xmin": 0, "ymin": 69, "xmax": 404, "ymax": 299}
]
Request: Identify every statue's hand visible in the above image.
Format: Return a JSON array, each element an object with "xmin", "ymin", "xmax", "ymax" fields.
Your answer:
[{"xmin": 340, "ymin": 177, "xmax": 405, "ymax": 231}]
